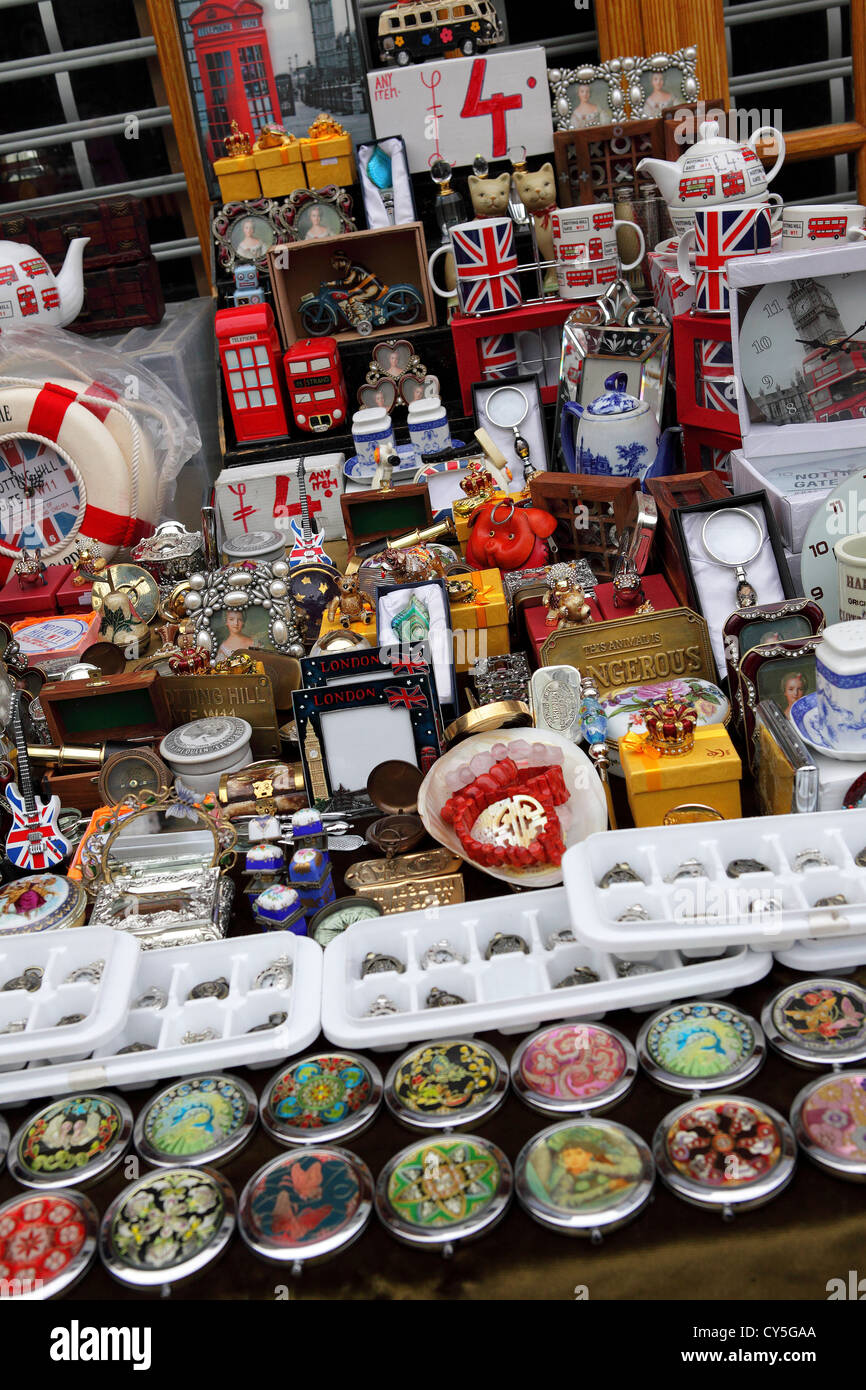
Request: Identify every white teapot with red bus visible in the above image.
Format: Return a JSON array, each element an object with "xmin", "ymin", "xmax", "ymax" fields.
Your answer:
[
  {"xmin": 0, "ymin": 237, "xmax": 89, "ymax": 328},
  {"xmin": 638, "ymin": 120, "xmax": 785, "ymax": 209}
]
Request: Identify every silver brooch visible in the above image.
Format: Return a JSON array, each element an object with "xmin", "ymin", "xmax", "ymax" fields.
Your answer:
[
  {"xmin": 545, "ymin": 928, "xmax": 576, "ymax": 950},
  {"xmin": 187, "ymin": 977, "xmax": 230, "ymax": 1002},
  {"xmin": 555, "ymin": 966, "xmax": 601, "ymax": 989},
  {"xmin": 484, "ymin": 932, "xmax": 529, "ymax": 959},
  {"xmin": 132, "ymin": 986, "xmax": 169, "ymax": 1010},
  {"xmin": 254, "ymin": 957, "xmax": 293, "ymax": 991},
  {"xmin": 667, "ymin": 859, "xmax": 706, "ymax": 881},
  {"xmin": 2, "ymin": 966, "xmax": 43, "ymax": 993},
  {"xmin": 618, "ymin": 904, "xmax": 651, "ymax": 922},
  {"xmin": 360, "ymin": 951, "xmax": 405, "ymax": 978},
  {"xmin": 426, "ymin": 986, "xmax": 465, "ymax": 1008},
  {"xmin": 793, "ymin": 849, "xmax": 831, "ymax": 872},
  {"xmin": 247, "ymin": 1011, "xmax": 288, "ymax": 1033},
  {"xmin": 727, "ymin": 858, "xmax": 769, "ymax": 877},
  {"xmin": 63, "ymin": 960, "xmax": 105, "ymax": 985},
  {"xmin": 600, "ymin": 862, "xmax": 643, "ymax": 889},
  {"xmin": 366, "ymin": 994, "xmax": 401, "ymax": 1016},
  {"xmin": 420, "ymin": 940, "xmax": 467, "ymax": 969}
]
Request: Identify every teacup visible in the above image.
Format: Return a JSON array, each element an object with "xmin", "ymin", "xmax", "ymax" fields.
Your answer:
[
  {"xmin": 814, "ymin": 620, "xmax": 866, "ymax": 753},
  {"xmin": 782, "ymin": 204, "xmax": 866, "ymax": 250}
]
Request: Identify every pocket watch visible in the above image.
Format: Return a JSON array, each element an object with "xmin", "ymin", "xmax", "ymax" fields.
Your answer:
[
  {"xmin": 375, "ymin": 1133, "xmax": 512, "ymax": 1253},
  {"xmin": 514, "ymin": 1119, "xmax": 654, "ymax": 1238},
  {"xmin": 790, "ymin": 1070, "xmax": 866, "ymax": 1181},
  {"xmin": 260, "ymin": 1051, "xmax": 383, "ymax": 1145},
  {"xmin": 100, "ymin": 1166, "xmax": 236, "ymax": 1288},
  {"xmin": 238, "ymin": 1147, "xmax": 373, "ymax": 1272},
  {"xmin": 97, "ymin": 748, "xmax": 172, "ymax": 806},
  {"xmin": 133, "ymin": 1074, "xmax": 258, "ymax": 1169},
  {"xmin": 761, "ymin": 977, "xmax": 866, "ymax": 1068},
  {"xmin": 90, "ymin": 563, "xmax": 160, "ymax": 624},
  {"xmin": 8, "ymin": 1093, "xmax": 133, "ymax": 1190},
  {"xmin": 0, "ymin": 1189, "xmax": 98, "ymax": 1298},
  {"xmin": 510, "ymin": 1023, "xmax": 638, "ymax": 1116},
  {"xmin": 653, "ymin": 1095, "xmax": 797, "ymax": 1215},
  {"xmin": 384, "ymin": 1039, "xmax": 509, "ymax": 1131},
  {"xmin": 637, "ymin": 1001, "xmax": 765, "ymax": 1094},
  {"xmin": 307, "ymin": 895, "xmax": 384, "ymax": 948}
]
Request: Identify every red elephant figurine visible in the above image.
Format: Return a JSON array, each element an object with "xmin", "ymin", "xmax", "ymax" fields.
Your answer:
[{"xmin": 466, "ymin": 500, "xmax": 557, "ymax": 571}]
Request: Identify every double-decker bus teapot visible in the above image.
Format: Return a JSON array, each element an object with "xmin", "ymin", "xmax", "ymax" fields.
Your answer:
[{"xmin": 638, "ymin": 120, "xmax": 785, "ymax": 209}]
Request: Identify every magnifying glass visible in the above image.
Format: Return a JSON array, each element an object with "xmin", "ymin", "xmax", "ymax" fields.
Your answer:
[{"xmin": 483, "ymin": 386, "xmax": 538, "ymax": 480}]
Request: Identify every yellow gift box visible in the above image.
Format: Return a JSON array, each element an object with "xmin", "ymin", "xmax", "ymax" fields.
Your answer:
[
  {"xmin": 254, "ymin": 142, "xmax": 306, "ymax": 198},
  {"xmin": 620, "ymin": 725, "xmax": 742, "ymax": 827},
  {"xmin": 316, "ymin": 609, "xmax": 377, "ymax": 644},
  {"xmin": 301, "ymin": 133, "xmax": 356, "ymax": 189},
  {"xmin": 448, "ymin": 569, "xmax": 510, "ymax": 672},
  {"xmin": 213, "ymin": 155, "xmax": 261, "ymax": 202}
]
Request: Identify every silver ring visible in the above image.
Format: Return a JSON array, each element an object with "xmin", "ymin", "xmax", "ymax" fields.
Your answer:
[{"xmin": 490, "ymin": 500, "xmax": 515, "ymax": 526}]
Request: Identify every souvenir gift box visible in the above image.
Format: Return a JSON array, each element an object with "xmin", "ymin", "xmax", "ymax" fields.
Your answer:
[
  {"xmin": 253, "ymin": 141, "xmax": 306, "ymax": 199},
  {"xmin": 213, "ymin": 151, "xmax": 261, "ymax": 202},
  {"xmin": 729, "ymin": 448, "xmax": 866, "ymax": 553},
  {"xmin": 647, "ymin": 253, "xmax": 694, "ymax": 320},
  {"xmin": 620, "ymin": 724, "xmax": 743, "ymax": 827},
  {"xmin": 0, "ymin": 563, "xmax": 73, "ymax": 619},
  {"xmin": 448, "ymin": 569, "xmax": 510, "ymax": 674},
  {"xmin": 300, "ymin": 126, "xmax": 356, "ymax": 189},
  {"xmin": 267, "ymin": 224, "xmax": 435, "ymax": 348}
]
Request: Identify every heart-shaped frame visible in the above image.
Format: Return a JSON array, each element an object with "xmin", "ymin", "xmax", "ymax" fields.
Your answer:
[
  {"xmin": 371, "ymin": 338, "xmax": 415, "ymax": 379},
  {"xmin": 399, "ymin": 372, "xmax": 440, "ymax": 406},
  {"xmin": 356, "ymin": 378, "xmax": 397, "ymax": 412}
]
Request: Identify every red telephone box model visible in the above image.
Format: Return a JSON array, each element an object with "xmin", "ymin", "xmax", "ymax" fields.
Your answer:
[
  {"xmin": 216, "ymin": 303, "xmax": 289, "ymax": 443},
  {"xmin": 283, "ymin": 337, "xmax": 347, "ymax": 433}
]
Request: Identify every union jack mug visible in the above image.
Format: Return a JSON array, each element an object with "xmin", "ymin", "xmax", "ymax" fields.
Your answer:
[
  {"xmin": 676, "ymin": 201, "xmax": 772, "ymax": 314},
  {"xmin": 427, "ymin": 217, "xmax": 521, "ymax": 316}
]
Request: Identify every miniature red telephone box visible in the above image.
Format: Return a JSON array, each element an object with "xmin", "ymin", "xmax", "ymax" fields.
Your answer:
[
  {"xmin": 282, "ymin": 337, "xmax": 347, "ymax": 433},
  {"xmin": 216, "ymin": 304, "xmax": 289, "ymax": 444}
]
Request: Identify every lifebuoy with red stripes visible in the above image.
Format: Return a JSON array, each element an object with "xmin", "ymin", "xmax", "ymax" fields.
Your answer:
[{"xmin": 0, "ymin": 379, "xmax": 155, "ymax": 568}]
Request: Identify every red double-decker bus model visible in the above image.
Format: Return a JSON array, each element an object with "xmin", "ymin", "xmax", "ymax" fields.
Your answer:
[
  {"xmin": 592, "ymin": 209, "xmax": 614, "ymax": 230},
  {"xmin": 678, "ymin": 175, "xmax": 715, "ymax": 200},
  {"xmin": 721, "ymin": 171, "xmax": 746, "ymax": 197},
  {"xmin": 807, "ymin": 215, "xmax": 849, "ymax": 240},
  {"xmin": 216, "ymin": 303, "xmax": 289, "ymax": 444},
  {"xmin": 283, "ymin": 337, "xmax": 347, "ymax": 434}
]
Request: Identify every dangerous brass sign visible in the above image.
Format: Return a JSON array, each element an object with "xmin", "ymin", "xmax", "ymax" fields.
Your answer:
[{"xmin": 541, "ymin": 607, "xmax": 715, "ymax": 700}]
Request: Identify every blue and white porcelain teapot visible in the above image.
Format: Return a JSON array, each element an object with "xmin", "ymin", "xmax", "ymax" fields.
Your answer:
[{"xmin": 560, "ymin": 372, "xmax": 660, "ymax": 477}]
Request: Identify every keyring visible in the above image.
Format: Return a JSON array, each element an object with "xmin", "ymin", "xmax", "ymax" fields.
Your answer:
[
  {"xmin": 490, "ymin": 500, "xmax": 515, "ymax": 526},
  {"xmin": 700, "ymin": 506, "xmax": 765, "ymax": 608}
]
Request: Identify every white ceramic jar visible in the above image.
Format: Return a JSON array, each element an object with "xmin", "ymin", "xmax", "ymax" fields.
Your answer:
[
  {"xmin": 351, "ymin": 406, "xmax": 396, "ymax": 465},
  {"xmin": 160, "ymin": 716, "xmax": 253, "ymax": 795},
  {"xmin": 222, "ymin": 530, "xmax": 285, "ymax": 566},
  {"xmin": 814, "ymin": 622, "xmax": 866, "ymax": 754},
  {"xmin": 407, "ymin": 396, "xmax": 450, "ymax": 455}
]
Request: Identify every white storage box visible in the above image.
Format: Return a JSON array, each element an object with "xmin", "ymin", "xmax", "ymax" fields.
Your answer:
[{"xmin": 730, "ymin": 447, "xmax": 866, "ymax": 552}]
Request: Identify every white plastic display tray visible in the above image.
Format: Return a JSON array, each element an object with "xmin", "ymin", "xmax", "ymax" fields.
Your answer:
[
  {"xmin": 0, "ymin": 928, "xmax": 139, "ymax": 1065},
  {"xmin": 564, "ymin": 811, "xmax": 866, "ymax": 955},
  {"xmin": 0, "ymin": 931, "xmax": 322, "ymax": 1106},
  {"xmin": 321, "ymin": 887, "xmax": 772, "ymax": 1050},
  {"xmin": 775, "ymin": 937, "xmax": 866, "ymax": 973}
]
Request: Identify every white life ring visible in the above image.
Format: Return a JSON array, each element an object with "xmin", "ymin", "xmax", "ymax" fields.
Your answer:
[{"xmin": 0, "ymin": 379, "xmax": 153, "ymax": 565}]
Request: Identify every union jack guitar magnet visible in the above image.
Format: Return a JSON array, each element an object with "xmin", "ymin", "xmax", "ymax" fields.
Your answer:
[{"xmin": 4, "ymin": 691, "xmax": 69, "ymax": 870}]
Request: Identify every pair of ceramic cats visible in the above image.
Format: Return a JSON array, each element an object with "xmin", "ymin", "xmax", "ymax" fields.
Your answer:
[{"xmin": 469, "ymin": 162, "xmax": 557, "ymax": 286}]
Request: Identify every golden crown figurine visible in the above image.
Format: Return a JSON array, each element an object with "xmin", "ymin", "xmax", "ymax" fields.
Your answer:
[
  {"xmin": 308, "ymin": 113, "xmax": 347, "ymax": 142},
  {"xmin": 224, "ymin": 120, "xmax": 251, "ymax": 158},
  {"xmin": 643, "ymin": 693, "xmax": 698, "ymax": 757}
]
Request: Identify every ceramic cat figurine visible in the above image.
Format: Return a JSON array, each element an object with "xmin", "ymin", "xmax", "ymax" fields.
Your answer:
[
  {"xmin": 513, "ymin": 161, "xmax": 558, "ymax": 289},
  {"xmin": 468, "ymin": 170, "xmax": 511, "ymax": 220}
]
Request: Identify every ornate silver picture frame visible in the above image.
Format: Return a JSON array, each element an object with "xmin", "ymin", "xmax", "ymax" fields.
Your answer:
[
  {"xmin": 184, "ymin": 561, "xmax": 304, "ymax": 659},
  {"xmin": 212, "ymin": 199, "xmax": 291, "ymax": 273},
  {"xmin": 281, "ymin": 185, "xmax": 356, "ymax": 243},
  {"xmin": 548, "ymin": 63, "xmax": 626, "ymax": 132},
  {"xmin": 628, "ymin": 49, "xmax": 700, "ymax": 119}
]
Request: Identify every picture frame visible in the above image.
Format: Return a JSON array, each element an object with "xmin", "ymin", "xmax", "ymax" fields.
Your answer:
[
  {"xmin": 737, "ymin": 636, "xmax": 824, "ymax": 769},
  {"xmin": 281, "ymin": 186, "xmax": 356, "ymax": 244},
  {"xmin": 357, "ymin": 338, "xmax": 440, "ymax": 412},
  {"xmin": 548, "ymin": 64, "xmax": 625, "ymax": 133},
  {"xmin": 172, "ymin": 0, "xmax": 373, "ymax": 177},
  {"xmin": 723, "ymin": 600, "xmax": 826, "ymax": 722},
  {"xmin": 300, "ymin": 640, "xmax": 433, "ymax": 695},
  {"xmin": 185, "ymin": 563, "xmax": 302, "ymax": 659},
  {"xmin": 212, "ymin": 199, "xmax": 287, "ymax": 273},
  {"xmin": 628, "ymin": 50, "xmax": 700, "ymax": 120},
  {"xmin": 292, "ymin": 671, "xmax": 441, "ymax": 811}
]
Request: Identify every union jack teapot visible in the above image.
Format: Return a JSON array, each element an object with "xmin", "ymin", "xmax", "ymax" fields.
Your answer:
[
  {"xmin": 0, "ymin": 236, "xmax": 89, "ymax": 327},
  {"xmin": 560, "ymin": 372, "xmax": 660, "ymax": 477}
]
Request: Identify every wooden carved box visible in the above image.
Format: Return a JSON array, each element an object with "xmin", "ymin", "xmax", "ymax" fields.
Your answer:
[
  {"xmin": 529, "ymin": 473, "xmax": 639, "ymax": 581},
  {"xmin": 554, "ymin": 121, "xmax": 666, "ymax": 209}
]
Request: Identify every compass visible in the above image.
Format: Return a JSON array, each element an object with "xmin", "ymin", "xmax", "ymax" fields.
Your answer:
[{"xmin": 97, "ymin": 748, "xmax": 172, "ymax": 806}]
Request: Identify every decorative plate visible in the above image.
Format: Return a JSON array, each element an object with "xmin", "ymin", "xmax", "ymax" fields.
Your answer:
[
  {"xmin": 134, "ymin": 1074, "xmax": 258, "ymax": 1168},
  {"xmin": 654, "ymin": 1095, "xmax": 796, "ymax": 1212},
  {"xmin": 762, "ymin": 978, "xmax": 866, "ymax": 1067},
  {"xmin": 8, "ymin": 1093, "xmax": 132, "ymax": 1189},
  {"xmin": 384, "ymin": 1039, "xmax": 509, "ymax": 1130},
  {"xmin": 637, "ymin": 1001, "xmax": 765, "ymax": 1093},
  {"xmin": 261, "ymin": 1052, "xmax": 383, "ymax": 1145},
  {"xmin": 100, "ymin": 1166, "xmax": 236, "ymax": 1288},
  {"xmin": 238, "ymin": 1147, "xmax": 373, "ymax": 1267},
  {"xmin": 790, "ymin": 1070, "xmax": 866, "ymax": 1181},
  {"xmin": 0, "ymin": 1190, "xmax": 98, "ymax": 1298},
  {"xmin": 510, "ymin": 1023, "xmax": 637, "ymax": 1115},
  {"xmin": 0, "ymin": 874, "xmax": 87, "ymax": 936},
  {"xmin": 514, "ymin": 1119, "xmax": 654, "ymax": 1236},
  {"xmin": 375, "ymin": 1133, "xmax": 512, "ymax": 1250}
]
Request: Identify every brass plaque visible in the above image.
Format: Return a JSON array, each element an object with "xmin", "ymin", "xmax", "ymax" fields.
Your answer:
[
  {"xmin": 541, "ymin": 606, "xmax": 715, "ymax": 700},
  {"xmin": 162, "ymin": 674, "xmax": 280, "ymax": 759}
]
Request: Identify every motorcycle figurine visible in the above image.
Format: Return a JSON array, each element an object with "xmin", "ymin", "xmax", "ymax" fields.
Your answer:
[{"xmin": 299, "ymin": 255, "xmax": 423, "ymax": 337}]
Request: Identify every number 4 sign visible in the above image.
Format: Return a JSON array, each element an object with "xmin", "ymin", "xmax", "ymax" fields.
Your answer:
[{"xmin": 368, "ymin": 47, "xmax": 554, "ymax": 173}]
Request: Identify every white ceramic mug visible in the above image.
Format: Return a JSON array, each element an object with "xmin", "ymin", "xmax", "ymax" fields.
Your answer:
[
  {"xmin": 551, "ymin": 202, "xmax": 645, "ymax": 300},
  {"xmin": 814, "ymin": 620, "xmax": 866, "ymax": 751},
  {"xmin": 782, "ymin": 204, "xmax": 866, "ymax": 250},
  {"xmin": 669, "ymin": 193, "xmax": 782, "ymax": 240},
  {"xmin": 835, "ymin": 532, "xmax": 866, "ymax": 622}
]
